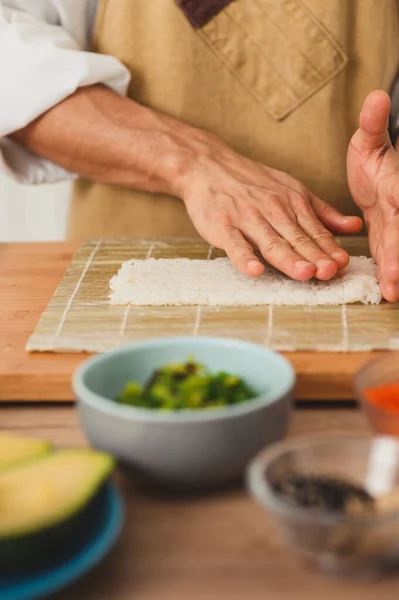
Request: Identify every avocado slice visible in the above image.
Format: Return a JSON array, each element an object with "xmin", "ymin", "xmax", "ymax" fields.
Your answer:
[
  {"xmin": 0, "ymin": 449, "xmax": 115, "ymax": 572},
  {"xmin": 0, "ymin": 433, "xmax": 51, "ymax": 472}
]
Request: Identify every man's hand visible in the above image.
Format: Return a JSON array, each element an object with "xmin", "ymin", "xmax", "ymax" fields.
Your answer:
[
  {"xmin": 181, "ymin": 142, "xmax": 362, "ymax": 280},
  {"xmin": 14, "ymin": 84, "xmax": 362, "ymax": 281},
  {"xmin": 348, "ymin": 90, "xmax": 399, "ymax": 302}
]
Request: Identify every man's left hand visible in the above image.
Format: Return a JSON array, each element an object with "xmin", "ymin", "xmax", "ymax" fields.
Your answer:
[{"xmin": 348, "ymin": 90, "xmax": 399, "ymax": 302}]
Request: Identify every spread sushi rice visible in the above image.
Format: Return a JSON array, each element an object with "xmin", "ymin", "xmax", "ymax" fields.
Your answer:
[{"xmin": 109, "ymin": 256, "xmax": 381, "ymax": 307}]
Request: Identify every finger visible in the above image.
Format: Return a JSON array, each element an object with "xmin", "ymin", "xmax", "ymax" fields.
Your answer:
[
  {"xmin": 380, "ymin": 280, "xmax": 399, "ymax": 303},
  {"xmin": 244, "ymin": 222, "xmax": 316, "ymax": 281},
  {"xmin": 296, "ymin": 196, "xmax": 351, "ymax": 270},
  {"xmin": 222, "ymin": 226, "xmax": 265, "ymax": 277},
  {"xmin": 380, "ymin": 216, "xmax": 399, "ymax": 284},
  {"xmin": 311, "ymin": 195, "xmax": 364, "ymax": 236},
  {"xmin": 376, "ymin": 261, "xmax": 382, "ymax": 282},
  {"xmin": 352, "ymin": 90, "xmax": 392, "ymax": 155},
  {"xmin": 268, "ymin": 211, "xmax": 338, "ymax": 280},
  {"xmin": 364, "ymin": 215, "xmax": 382, "ymax": 263}
]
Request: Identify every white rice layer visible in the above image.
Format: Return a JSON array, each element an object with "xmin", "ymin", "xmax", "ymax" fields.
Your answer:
[{"xmin": 109, "ymin": 256, "xmax": 381, "ymax": 307}]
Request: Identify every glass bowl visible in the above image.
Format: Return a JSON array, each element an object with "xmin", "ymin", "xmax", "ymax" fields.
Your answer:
[
  {"xmin": 247, "ymin": 434, "xmax": 399, "ymax": 578},
  {"xmin": 355, "ymin": 354, "xmax": 399, "ymax": 436}
]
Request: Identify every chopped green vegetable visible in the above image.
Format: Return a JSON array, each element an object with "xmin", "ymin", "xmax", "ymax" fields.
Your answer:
[{"xmin": 115, "ymin": 360, "xmax": 256, "ymax": 410}]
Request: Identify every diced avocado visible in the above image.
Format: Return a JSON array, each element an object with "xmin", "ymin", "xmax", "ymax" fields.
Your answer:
[
  {"xmin": 0, "ymin": 449, "xmax": 115, "ymax": 572},
  {"xmin": 0, "ymin": 434, "xmax": 51, "ymax": 472}
]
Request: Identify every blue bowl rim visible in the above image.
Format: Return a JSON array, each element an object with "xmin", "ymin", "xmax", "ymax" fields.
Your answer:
[{"xmin": 73, "ymin": 336, "xmax": 295, "ymax": 423}]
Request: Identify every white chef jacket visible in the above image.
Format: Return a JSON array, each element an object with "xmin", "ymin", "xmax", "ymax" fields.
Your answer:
[{"xmin": 0, "ymin": 0, "xmax": 129, "ymax": 183}]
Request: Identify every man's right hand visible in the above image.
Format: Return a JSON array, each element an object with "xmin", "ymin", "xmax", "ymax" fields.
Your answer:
[
  {"xmin": 13, "ymin": 84, "xmax": 362, "ymax": 280},
  {"xmin": 179, "ymin": 135, "xmax": 363, "ymax": 280}
]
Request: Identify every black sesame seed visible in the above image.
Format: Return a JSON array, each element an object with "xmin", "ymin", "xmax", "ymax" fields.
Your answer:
[{"xmin": 273, "ymin": 474, "xmax": 374, "ymax": 515}]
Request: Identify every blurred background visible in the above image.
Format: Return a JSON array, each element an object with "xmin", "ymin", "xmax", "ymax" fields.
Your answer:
[{"xmin": 0, "ymin": 174, "xmax": 70, "ymax": 241}]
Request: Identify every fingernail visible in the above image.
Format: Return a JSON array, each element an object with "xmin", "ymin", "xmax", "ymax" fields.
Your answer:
[
  {"xmin": 317, "ymin": 259, "xmax": 334, "ymax": 269},
  {"xmin": 343, "ymin": 216, "xmax": 362, "ymax": 226},
  {"xmin": 295, "ymin": 260, "xmax": 312, "ymax": 269},
  {"xmin": 248, "ymin": 260, "xmax": 261, "ymax": 270}
]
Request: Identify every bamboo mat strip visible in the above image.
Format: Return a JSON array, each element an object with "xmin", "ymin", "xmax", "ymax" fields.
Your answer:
[{"xmin": 26, "ymin": 238, "xmax": 399, "ymax": 354}]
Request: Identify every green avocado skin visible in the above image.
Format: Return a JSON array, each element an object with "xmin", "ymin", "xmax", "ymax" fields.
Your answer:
[{"xmin": 0, "ymin": 484, "xmax": 107, "ymax": 574}]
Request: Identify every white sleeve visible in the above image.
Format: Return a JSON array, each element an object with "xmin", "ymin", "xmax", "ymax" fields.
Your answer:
[{"xmin": 0, "ymin": 0, "xmax": 131, "ymax": 184}]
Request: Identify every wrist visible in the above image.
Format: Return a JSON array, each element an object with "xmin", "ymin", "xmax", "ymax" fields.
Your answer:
[{"xmin": 160, "ymin": 128, "xmax": 225, "ymax": 198}]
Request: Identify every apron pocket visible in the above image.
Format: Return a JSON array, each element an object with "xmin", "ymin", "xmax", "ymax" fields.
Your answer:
[{"xmin": 197, "ymin": 0, "xmax": 348, "ymax": 120}]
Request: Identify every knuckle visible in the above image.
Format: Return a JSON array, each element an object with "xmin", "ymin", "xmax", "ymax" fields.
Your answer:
[
  {"xmin": 251, "ymin": 187, "xmax": 282, "ymax": 204},
  {"xmin": 292, "ymin": 192, "xmax": 312, "ymax": 214},
  {"xmin": 287, "ymin": 177, "xmax": 308, "ymax": 194},
  {"xmin": 231, "ymin": 242, "xmax": 251, "ymax": 258},
  {"xmin": 298, "ymin": 202, "xmax": 313, "ymax": 218},
  {"xmin": 266, "ymin": 192, "xmax": 283, "ymax": 206},
  {"xmin": 316, "ymin": 201, "xmax": 332, "ymax": 217},
  {"xmin": 216, "ymin": 210, "xmax": 232, "ymax": 228},
  {"xmin": 226, "ymin": 233, "xmax": 250, "ymax": 255},
  {"xmin": 232, "ymin": 239, "xmax": 249, "ymax": 252},
  {"xmin": 291, "ymin": 233, "xmax": 311, "ymax": 249},
  {"xmin": 311, "ymin": 229, "xmax": 335, "ymax": 246},
  {"xmin": 262, "ymin": 237, "xmax": 286, "ymax": 255},
  {"xmin": 297, "ymin": 183, "xmax": 309, "ymax": 196},
  {"xmin": 275, "ymin": 207, "xmax": 296, "ymax": 224},
  {"xmin": 242, "ymin": 205, "xmax": 263, "ymax": 224},
  {"xmin": 290, "ymin": 190, "xmax": 306, "ymax": 204}
]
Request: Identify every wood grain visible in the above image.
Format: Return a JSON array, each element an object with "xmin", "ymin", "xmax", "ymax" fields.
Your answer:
[
  {"xmin": 3, "ymin": 403, "xmax": 399, "ymax": 599},
  {"xmin": 0, "ymin": 242, "xmax": 397, "ymax": 401},
  {"xmin": 0, "ymin": 243, "xmax": 81, "ymax": 401}
]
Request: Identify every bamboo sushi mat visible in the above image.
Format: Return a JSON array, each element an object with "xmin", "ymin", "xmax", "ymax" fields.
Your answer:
[{"xmin": 26, "ymin": 237, "xmax": 399, "ymax": 353}]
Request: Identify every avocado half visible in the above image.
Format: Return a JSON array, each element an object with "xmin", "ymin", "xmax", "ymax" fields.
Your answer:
[
  {"xmin": 0, "ymin": 449, "xmax": 115, "ymax": 573},
  {"xmin": 0, "ymin": 433, "xmax": 51, "ymax": 472}
]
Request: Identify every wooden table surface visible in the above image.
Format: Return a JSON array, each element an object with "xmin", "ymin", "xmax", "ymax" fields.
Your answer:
[
  {"xmin": 0, "ymin": 242, "xmax": 390, "ymax": 401},
  {"xmin": 3, "ymin": 403, "xmax": 399, "ymax": 600},
  {"xmin": 2, "ymin": 242, "xmax": 399, "ymax": 597}
]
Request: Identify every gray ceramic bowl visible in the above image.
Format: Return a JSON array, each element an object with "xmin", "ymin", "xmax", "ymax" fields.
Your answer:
[{"xmin": 73, "ymin": 337, "xmax": 294, "ymax": 488}]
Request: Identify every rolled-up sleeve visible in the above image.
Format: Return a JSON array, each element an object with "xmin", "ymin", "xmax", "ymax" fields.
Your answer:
[{"xmin": 0, "ymin": 0, "xmax": 131, "ymax": 183}]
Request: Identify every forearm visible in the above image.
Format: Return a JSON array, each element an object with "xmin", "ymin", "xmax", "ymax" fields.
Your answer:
[
  {"xmin": 12, "ymin": 83, "xmax": 364, "ymax": 285},
  {"xmin": 11, "ymin": 85, "xmax": 214, "ymax": 196}
]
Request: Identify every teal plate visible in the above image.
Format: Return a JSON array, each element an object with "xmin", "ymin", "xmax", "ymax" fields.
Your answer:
[{"xmin": 0, "ymin": 483, "xmax": 124, "ymax": 600}]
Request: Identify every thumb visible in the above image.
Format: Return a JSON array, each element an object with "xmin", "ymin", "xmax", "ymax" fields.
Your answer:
[{"xmin": 353, "ymin": 90, "xmax": 391, "ymax": 154}]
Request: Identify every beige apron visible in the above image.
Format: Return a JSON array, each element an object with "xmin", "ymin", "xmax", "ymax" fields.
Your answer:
[{"xmin": 68, "ymin": 0, "xmax": 399, "ymax": 239}]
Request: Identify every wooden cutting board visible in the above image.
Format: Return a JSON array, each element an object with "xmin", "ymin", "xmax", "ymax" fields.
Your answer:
[{"xmin": 0, "ymin": 241, "xmax": 397, "ymax": 402}]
